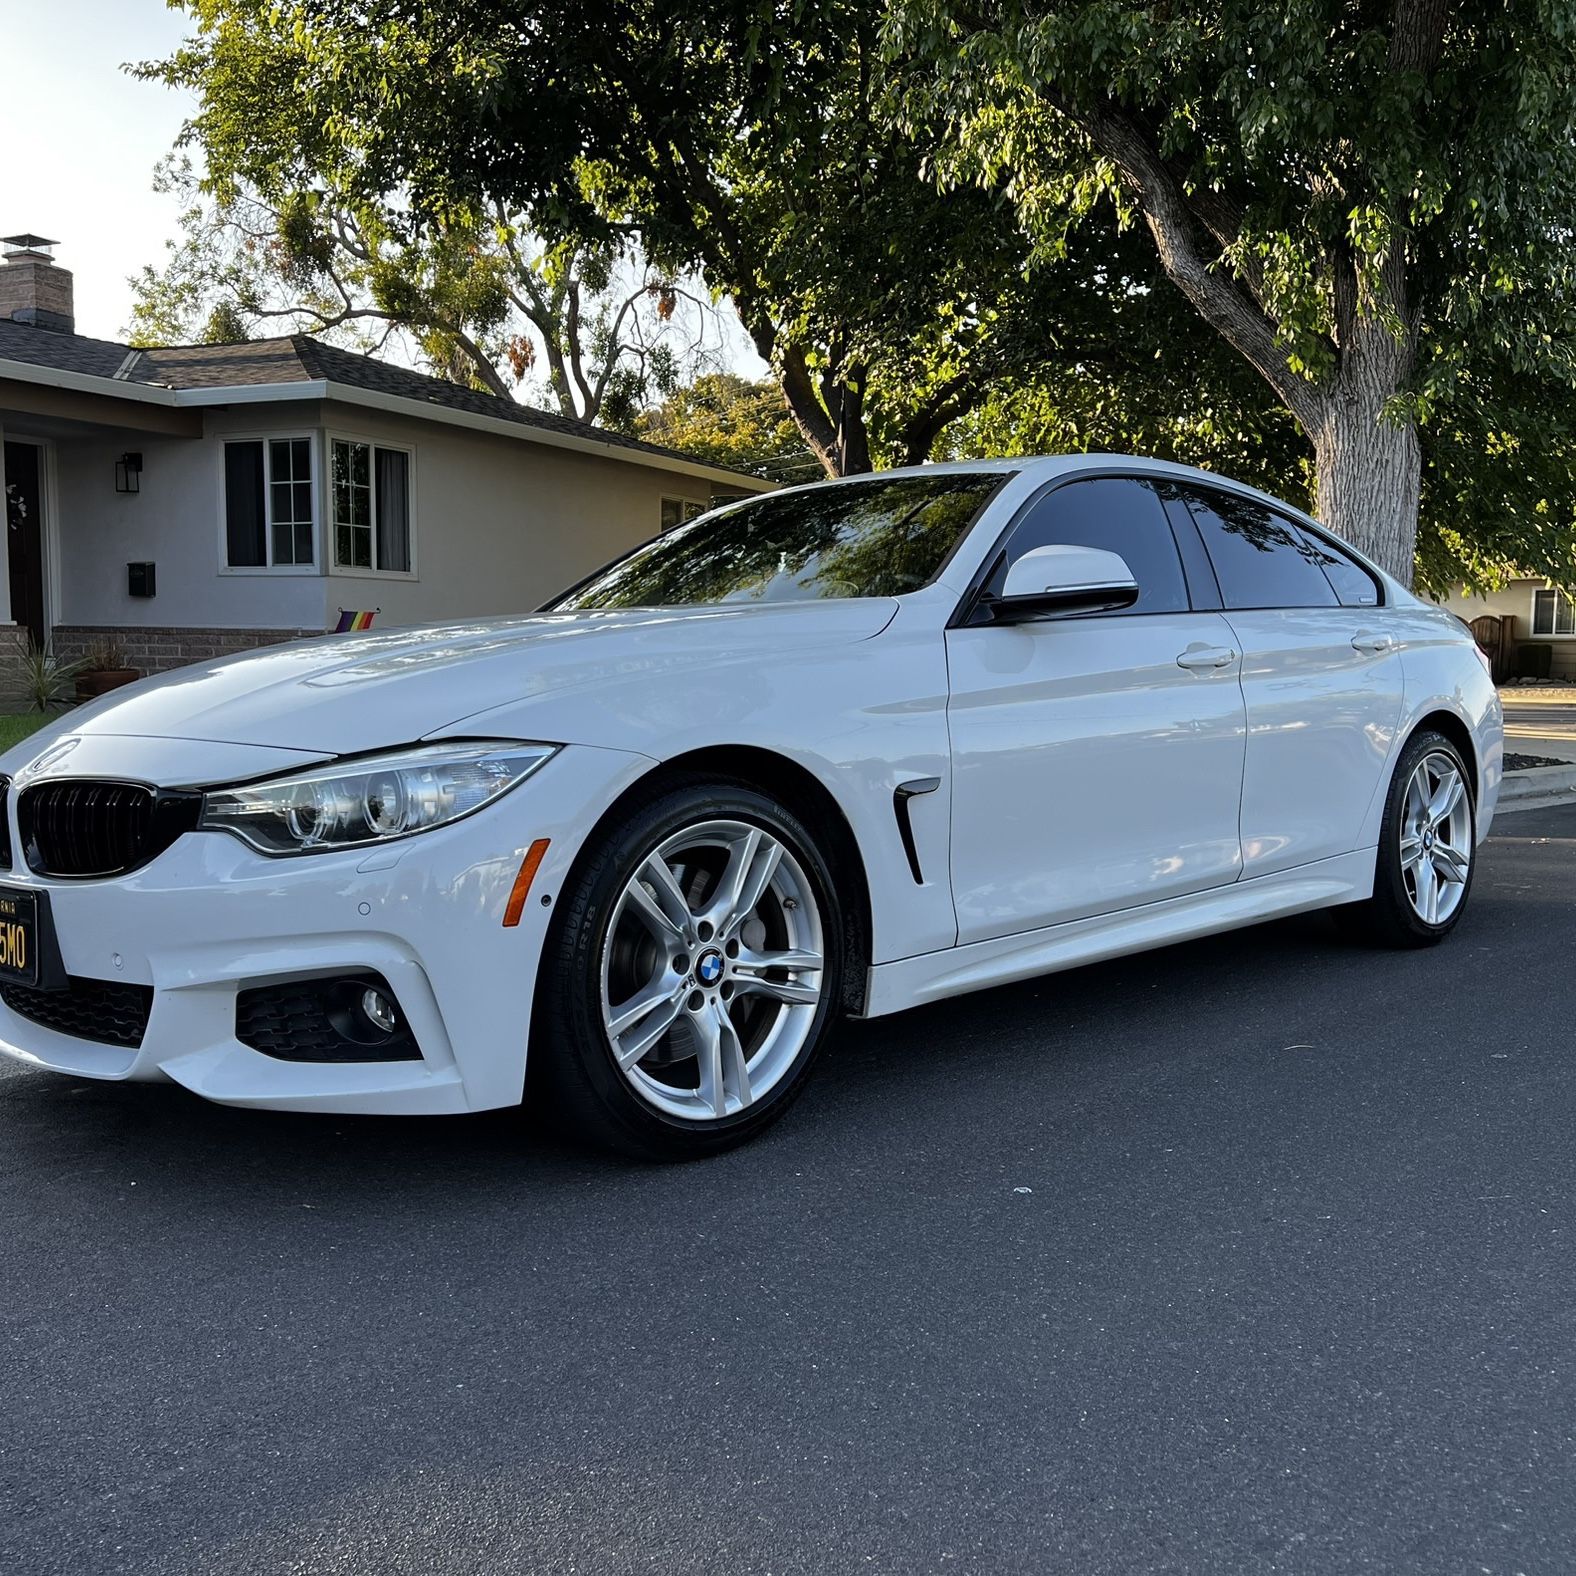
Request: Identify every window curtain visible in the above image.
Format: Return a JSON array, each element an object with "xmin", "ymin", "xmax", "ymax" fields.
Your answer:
[{"xmin": 376, "ymin": 448, "xmax": 411, "ymax": 572}]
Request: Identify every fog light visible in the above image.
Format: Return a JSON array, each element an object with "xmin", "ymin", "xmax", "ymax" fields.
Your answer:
[
  {"xmin": 360, "ymin": 987, "xmax": 398, "ymax": 1035},
  {"xmin": 237, "ymin": 973, "xmax": 420, "ymax": 1063}
]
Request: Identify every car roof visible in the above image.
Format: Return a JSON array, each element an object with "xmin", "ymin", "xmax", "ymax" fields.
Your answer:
[{"xmin": 761, "ymin": 453, "xmax": 1270, "ymax": 495}]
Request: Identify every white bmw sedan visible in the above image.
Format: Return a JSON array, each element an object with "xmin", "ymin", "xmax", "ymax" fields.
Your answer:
[{"xmin": 0, "ymin": 457, "xmax": 1501, "ymax": 1156}]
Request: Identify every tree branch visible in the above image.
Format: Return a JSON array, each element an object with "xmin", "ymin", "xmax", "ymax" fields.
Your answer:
[
  {"xmin": 1072, "ymin": 100, "xmax": 1328, "ymax": 434},
  {"xmin": 898, "ymin": 369, "xmax": 988, "ymax": 466},
  {"xmin": 564, "ymin": 276, "xmax": 596, "ymax": 418},
  {"xmin": 779, "ymin": 343, "xmax": 842, "ymax": 476}
]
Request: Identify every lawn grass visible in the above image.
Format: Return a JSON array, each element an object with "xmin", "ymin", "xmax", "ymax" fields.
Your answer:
[{"xmin": 0, "ymin": 712, "xmax": 51, "ymax": 755}]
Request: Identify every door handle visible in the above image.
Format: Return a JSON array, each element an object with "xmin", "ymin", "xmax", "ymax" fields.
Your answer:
[
  {"xmin": 1351, "ymin": 631, "xmax": 1395, "ymax": 654},
  {"xmin": 1176, "ymin": 645, "xmax": 1238, "ymax": 672}
]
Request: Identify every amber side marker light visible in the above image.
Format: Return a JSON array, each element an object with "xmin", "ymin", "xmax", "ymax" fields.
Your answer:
[{"xmin": 503, "ymin": 838, "xmax": 551, "ymax": 927}]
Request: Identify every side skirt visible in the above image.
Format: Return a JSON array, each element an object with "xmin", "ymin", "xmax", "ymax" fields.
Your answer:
[{"xmin": 861, "ymin": 847, "xmax": 1376, "ymax": 1019}]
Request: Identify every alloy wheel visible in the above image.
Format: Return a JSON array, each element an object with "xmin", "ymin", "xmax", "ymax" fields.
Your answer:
[
  {"xmin": 598, "ymin": 818, "xmax": 825, "ymax": 1122},
  {"xmin": 1399, "ymin": 751, "xmax": 1472, "ymax": 925}
]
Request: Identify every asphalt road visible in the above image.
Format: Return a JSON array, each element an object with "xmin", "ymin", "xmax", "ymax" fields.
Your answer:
[{"xmin": 4, "ymin": 805, "xmax": 1576, "ymax": 1576}]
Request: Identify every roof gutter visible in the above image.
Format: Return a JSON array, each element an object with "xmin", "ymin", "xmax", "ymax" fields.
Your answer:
[{"xmin": 0, "ymin": 355, "xmax": 184, "ymax": 407}]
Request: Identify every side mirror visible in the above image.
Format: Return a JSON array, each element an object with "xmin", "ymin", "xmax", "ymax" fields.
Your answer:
[{"xmin": 983, "ymin": 544, "xmax": 1140, "ymax": 623}]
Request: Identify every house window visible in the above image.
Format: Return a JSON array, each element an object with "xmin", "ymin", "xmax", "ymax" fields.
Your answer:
[
  {"xmin": 332, "ymin": 439, "xmax": 412, "ymax": 573},
  {"xmin": 661, "ymin": 496, "xmax": 707, "ymax": 532},
  {"xmin": 224, "ymin": 437, "xmax": 315, "ymax": 568},
  {"xmin": 1533, "ymin": 588, "xmax": 1576, "ymax": 636}
]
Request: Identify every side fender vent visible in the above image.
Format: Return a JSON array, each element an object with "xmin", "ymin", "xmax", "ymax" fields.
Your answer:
[{"xmin": 892, "ymin": 777, "xmax": 941, "ymax": 885}]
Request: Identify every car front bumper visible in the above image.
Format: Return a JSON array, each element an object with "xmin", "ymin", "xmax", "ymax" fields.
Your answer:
[{"xmin": 0, "ymin": 741, "xmax": 653, "ymax": 1114}]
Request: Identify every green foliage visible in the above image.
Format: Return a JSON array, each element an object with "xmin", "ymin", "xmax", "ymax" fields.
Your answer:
[
  {"xmin": 142, "ymin": 0, "xmax": 1576, "ymax": 586},
  {"xmin": 886, "ymin": 0, "xmax": 1576, "ymax": 585},
  {"xmin": 143, "ymin": 1, "xmax": 1120, "ymax": 477},
  {"xmin": 631, "ymin": 375, "xmax": 820, "ymax": 485},
  {"xmin": 950, "ymin": 347, "xmax": 1310, "ymax": 509}
]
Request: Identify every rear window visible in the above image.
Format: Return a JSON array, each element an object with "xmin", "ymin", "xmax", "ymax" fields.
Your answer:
[
  {"xmin": 1297, "ymin": 527, "xmax": 1382, "ymax": 607},
  {"xmin": 1182, "ymin": 489, "xmax": 1339, "ymax": 610}
]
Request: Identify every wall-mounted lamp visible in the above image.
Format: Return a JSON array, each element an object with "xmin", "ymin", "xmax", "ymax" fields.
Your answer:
[{"xmin": 115, "ymin": 452, "xmax": 142, "ymax": 494}]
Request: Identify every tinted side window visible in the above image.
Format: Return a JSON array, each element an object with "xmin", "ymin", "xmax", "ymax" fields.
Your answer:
[
  {"xmin": 1295, "ymin": 525, "xmax": 1382, "ymax": 607},
  {"xmin": 1183, "ymin": 489, "xmax": 1338, "ymax": 610},
  {"xmin": 989, "ymin": 478, "xmax": 1188, "ymax": 615}
]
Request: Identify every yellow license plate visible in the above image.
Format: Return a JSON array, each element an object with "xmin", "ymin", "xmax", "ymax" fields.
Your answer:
[{"xmin": 0, "ymin": 887, "xmax": 40, "ymax": 987}]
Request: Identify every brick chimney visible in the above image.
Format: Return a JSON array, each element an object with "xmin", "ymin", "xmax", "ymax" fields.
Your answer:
[{"xmin": 0, "ymin": 235, "xmax": 74, "ymax": 333}]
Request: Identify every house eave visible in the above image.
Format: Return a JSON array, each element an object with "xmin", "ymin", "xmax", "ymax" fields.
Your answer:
[
  {"xmin": 0, "ymin": 354, "xmax": 772, "ymax": 493},
  {"xmin": 308, "ymin": 380, "xmax": 774, "ymax": 493}
]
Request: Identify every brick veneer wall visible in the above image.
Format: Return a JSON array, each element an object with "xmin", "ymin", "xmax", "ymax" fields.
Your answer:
[
  {"xmin": 0, "ymin": 625, "xmax": 30, "ymax": 701},
  {"xmin": 51, "ymin": 625, "xmax": 323, "ymax": 677}
]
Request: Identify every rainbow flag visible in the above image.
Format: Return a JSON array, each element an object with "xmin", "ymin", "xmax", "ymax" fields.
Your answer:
[{"xmin": 334, "ymin": 609, "xmax": 378, "ymax": 633}]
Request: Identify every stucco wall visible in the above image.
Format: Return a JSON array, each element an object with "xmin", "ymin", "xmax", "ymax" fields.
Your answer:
[
  {"xmin": 53, "ymin": 401, "xmax": 334, "ymax": 632},
  {"xmin": 317, "ymin": 400, "xmax": 720, "ymax": 628},
  {"xmin": 48, "ymin": 396, "xmax": 742, "ymax": 638}
]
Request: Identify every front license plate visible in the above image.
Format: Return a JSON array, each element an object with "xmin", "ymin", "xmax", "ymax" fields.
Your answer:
[{"xmin": 0, "ymin": 886, "xmax": 40, "ymax": 987}]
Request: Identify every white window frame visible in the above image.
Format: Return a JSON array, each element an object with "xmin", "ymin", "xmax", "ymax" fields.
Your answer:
[
  {"xmin": 660, "ymin": 495, "xmax": 708, "ymax": 533},
  {"xmin": 328, "ymin": 431, "xmax": 418, "ymax": 580},
  {"xmin": 217, "ymin": 431, "xmax": 321, "ymax": 576},
  {"xmin": 1531, "ymin": 587, "xmax": 1576, "ymax": 638}
]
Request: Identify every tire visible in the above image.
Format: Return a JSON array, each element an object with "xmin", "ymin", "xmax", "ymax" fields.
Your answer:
[
  {"xmin": 532, "ymin": 777, "xmax": 844, "ymax": 1159},
  {"xmin": 1334, "ymin": 728, "xmax": 1477, "ymax": 948}
]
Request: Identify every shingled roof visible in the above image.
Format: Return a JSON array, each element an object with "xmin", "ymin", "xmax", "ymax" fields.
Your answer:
[{"xmin": 0, "ymin": 319, "xmax": 756, "ymax": 478}]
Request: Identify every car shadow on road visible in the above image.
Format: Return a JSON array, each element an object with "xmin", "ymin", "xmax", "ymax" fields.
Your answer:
[{"xmin": 0, "ymin": 906, "xmax": 1384, "ymax": 1201}]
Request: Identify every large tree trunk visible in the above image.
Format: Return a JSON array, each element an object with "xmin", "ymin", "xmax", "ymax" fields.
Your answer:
[
  {"xmin": 1312, "ymin": 391, "xmax": 1421, "ymax": 586},
  {"xmin": 1311, "ymin": 256, "xmax": 1422, "ymax": 586}
]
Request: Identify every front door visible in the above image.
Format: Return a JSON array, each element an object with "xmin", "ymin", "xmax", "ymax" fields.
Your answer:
[
  {"xmin": 946, "ymin": 476, "xmax": 1248, "ymax": 945},
  {"xmin": 2, "ymin": 442, "xmax": 46, "ymax": 648}
]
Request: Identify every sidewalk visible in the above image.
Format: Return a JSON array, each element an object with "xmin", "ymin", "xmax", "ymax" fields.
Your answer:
[
  {"xmin": 1498, "ymin": 685, "xmax": 1576, "ymax": 766},
  {"xmin": 1491, "ymin": 687, "xmax": 1576, "ymax": 810}
]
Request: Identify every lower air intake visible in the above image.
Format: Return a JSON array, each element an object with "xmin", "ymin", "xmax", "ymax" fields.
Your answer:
[{"xmin": 1, "ymin": 976, "xmax": 154, "ymax": 1049}]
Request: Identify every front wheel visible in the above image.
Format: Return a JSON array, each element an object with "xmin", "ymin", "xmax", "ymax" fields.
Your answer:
[
  {"xmin": 533, "ymin": 780, "xmax": 843, "ymax": 1159},
  {"xmin": 1335, "ymin": 728, "xmax": 1477, "ymax": 947}
]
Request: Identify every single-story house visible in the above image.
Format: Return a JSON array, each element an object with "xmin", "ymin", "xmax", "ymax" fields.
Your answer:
[
  {"xmin": 1438, "ymin": 581, "xmax": 1576, "ymax": 682},
  {"xmin": 0, "ymin": 236, "xmax": 767, "ymax": 681}
]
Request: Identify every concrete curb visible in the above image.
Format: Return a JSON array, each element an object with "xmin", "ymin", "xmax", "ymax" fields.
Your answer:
[{"xmin": 1496, "ymin": 764, "xmax": 1576, "ymax": 814}]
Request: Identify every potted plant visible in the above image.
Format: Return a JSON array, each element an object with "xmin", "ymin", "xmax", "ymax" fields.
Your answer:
[{"xmin": 74, "ymin": 637, "xmax": 141, "ymax": 701}]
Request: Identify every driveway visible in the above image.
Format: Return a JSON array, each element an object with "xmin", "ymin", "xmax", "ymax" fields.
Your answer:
[{"xmin": 3, "ymin": 804, "xmax": 1575, "ymax": 1575}]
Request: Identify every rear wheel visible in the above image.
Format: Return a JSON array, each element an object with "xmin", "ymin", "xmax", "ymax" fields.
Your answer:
[
  {"xmin": 534, "ymin": 780, "xmax": 842, "ymax": 1159},
  {"xmin": 1335, "ymin": 728, "xmax": 1476, "ymax": 947}
]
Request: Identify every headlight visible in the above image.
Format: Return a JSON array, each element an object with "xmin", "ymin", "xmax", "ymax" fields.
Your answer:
[{"xmin": 199, "ymin": 740, "xmax": 558, "ymax": 855}]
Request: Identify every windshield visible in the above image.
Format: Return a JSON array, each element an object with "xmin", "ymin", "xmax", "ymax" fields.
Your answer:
[{"xmin": 547, "ymin": 472, "xmax": 1009, "ymax": 611}]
